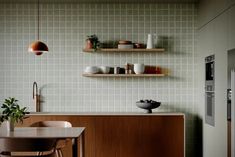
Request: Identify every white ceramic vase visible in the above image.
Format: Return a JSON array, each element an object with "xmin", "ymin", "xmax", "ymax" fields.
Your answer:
[
  {"xmin": 6, "ymin": 120, "xmax": 15, "ymax": 132},
  {"xmin": 147, "ymin": 34, "xmax": 153, "ymax": 49},
  {"xmin": 146, "ymin": 34, "xmax": 158, "ymax": 49},
  {"xmin": 134, "ymin": 64, "xmax": 145, "ymax": 74}
]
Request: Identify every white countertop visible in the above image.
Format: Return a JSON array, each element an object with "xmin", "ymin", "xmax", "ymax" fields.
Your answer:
[{"xmin": 29, "ymin": 112, "xmax": 185, "ymax": 116}]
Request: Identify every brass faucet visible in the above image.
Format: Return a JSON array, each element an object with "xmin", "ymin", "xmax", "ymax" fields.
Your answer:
[{"xmin": 33, "ymin": 82, "xmax": 40, "ymax": 112}]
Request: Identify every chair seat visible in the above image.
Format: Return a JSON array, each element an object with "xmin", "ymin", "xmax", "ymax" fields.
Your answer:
[
  {"xmin": 0, "ymin": 139, "xmax": 57, "ymax": 157},
  {"xmin": 30, "ymin": 121, "xmax": 73, "ymax": 157}
]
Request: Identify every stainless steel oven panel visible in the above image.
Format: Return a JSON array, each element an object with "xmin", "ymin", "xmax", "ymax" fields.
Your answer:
[{"xmin": 205, "ymin": 92, "xmax": 215, "ymax": 126}]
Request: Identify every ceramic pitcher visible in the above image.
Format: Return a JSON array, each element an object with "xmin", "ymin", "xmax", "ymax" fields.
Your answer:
[{"xmin": 147, "ymin": 34, "xmax": 157, "ymax": 49}]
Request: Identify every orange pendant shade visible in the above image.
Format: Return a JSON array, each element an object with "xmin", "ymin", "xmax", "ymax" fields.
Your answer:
[{"xmin": 28, "ymin": 41, "xmax": 49, "ymax": 56}]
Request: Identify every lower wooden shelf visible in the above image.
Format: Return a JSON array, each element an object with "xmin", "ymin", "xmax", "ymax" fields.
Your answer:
[{"xmin": 82, "ymin": 73, "xmax": 165, "ymax": 77}]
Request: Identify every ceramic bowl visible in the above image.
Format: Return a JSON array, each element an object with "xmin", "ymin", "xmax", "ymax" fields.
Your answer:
[
  {"xmin": 99, "ymin": 66, "xmax": 110, "ymax": 74},
  {"xmin": 84, "ymin": 66, "xmax": 99, "ymax": 74},
  {"xmin": 134, "ymin": 63, "xmax": 145, "ymax": 74},
  {"xmin": 136, "ymin": 100, "xmax": 161, "ymax": 113}
]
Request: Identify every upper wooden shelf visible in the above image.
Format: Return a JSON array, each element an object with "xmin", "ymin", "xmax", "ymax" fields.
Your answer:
[
  {"xmin": 82, "ymin": 74, "xmax": 165, "ymax": 77},
  {"xmin": 83, "ymin": 48, "xmax": 165, "ymax": 53}
]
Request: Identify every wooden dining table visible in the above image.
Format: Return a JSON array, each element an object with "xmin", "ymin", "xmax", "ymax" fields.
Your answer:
[{"xmin": 0, "ymin": 127, "xmax": 85, "ymax": 157}]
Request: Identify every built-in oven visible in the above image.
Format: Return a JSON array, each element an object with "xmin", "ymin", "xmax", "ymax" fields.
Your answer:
[
  {"xmin": 205, "ymin": 55, "xmax": 215, "ymax": 126},
  {"xmin": 205, "ymin": 92, "xmax": 215, "ymax": 126},
  {"xmin": 205, "ymin": 55, "xmax": 215, "ymax": 91}
]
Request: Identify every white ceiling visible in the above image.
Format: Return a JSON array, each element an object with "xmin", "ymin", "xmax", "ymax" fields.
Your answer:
[{"xmin": 0, "ymin": 0, "xmax": 199, "ymax": 3}]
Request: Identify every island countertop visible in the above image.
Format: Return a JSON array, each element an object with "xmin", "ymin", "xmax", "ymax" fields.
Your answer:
[
  {"xmin": 22, "ymin": 111, "xmax": 185, "ymax": 157},
  {"xmin": 29, "ymin": 112, "xmax": 185, "ymax": 116}
]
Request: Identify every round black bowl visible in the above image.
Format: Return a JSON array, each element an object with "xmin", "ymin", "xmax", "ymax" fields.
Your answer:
[{"xmin": 136, "ymin": 101, "xmax": 161, "ymax": 113}]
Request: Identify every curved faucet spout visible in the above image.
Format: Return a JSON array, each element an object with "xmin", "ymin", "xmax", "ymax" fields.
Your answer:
[
  {"xmin": 33, "ymin": 82, "xmax": 38, "ymax": 99},
  {"xmin": 33, "ymin": 82, "xmax": 40, "ymax": 112}
]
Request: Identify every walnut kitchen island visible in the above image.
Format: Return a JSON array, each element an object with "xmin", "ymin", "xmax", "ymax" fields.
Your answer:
[{"xmin": 20, "ymin": 112, "xmax": 185, "ymax": 157}]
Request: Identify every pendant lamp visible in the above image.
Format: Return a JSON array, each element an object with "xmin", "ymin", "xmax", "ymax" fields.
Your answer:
[{"xmin": 28, "ymin": 0, "xmax": 48, "ymax": 56}]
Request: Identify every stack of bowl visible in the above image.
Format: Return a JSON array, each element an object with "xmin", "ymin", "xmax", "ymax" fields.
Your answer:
[{"xmin": 118, "ymin": 40, "xmax": 133, "ymax": 49}]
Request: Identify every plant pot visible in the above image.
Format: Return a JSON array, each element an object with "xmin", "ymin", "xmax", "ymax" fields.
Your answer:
[
  {"xmin": 6, "ymin": 120, "xmax": 15, "ymax": 132},
  {"xmin": 85, "ymin": 39, "xmax": 93, "ymax": 49}
]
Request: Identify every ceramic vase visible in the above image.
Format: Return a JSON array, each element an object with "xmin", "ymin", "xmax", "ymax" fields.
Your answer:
[
  {"xmin": 85, "ymin": 39, "xmax": 93, "ymax": 49},
  {"xmin": 6, "ymin": 120, "xmax": 15, "ymax": 132},
  {"xmin": 146, "ymin": 34, "xmax": 158, "ymax": 49}
]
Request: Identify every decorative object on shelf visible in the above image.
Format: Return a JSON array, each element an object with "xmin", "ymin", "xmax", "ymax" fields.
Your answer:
[
  {"xmin": 125, "ymin": 63, "xmax": 134, "ymax": 74},
  {"xmin": 113, "ymin": 67, "xmax": 125, "ymax": 74},
  {"xmin": 85, "ymin": 34, "xmax": 100, "ymax": 51},
  {"xmin": 144, "ymin": 65, "xmax": 163, "ymax": 74},
  {"xmin": 118, "ymin": 40, "xmax": 132, "ymax": 44},
  {"xmin": 84, "ymin": 66, "xmax": 100, "ymax": 74},
  {"xmin": 118, "ymin": 44, "xmax": 134, "ymax": 49},
  {"xmin": 156, "ymin": 66, "xmax": 162, "ymax": 74},
  {"xmin": 114, "ymin": 67, "xmax": 120, "ymax": 74},
  {"xmin": 109, "ymin": 67, "xmax": 114, "ymax": 74},
  {"xmin": 28, "ymin": 0, "xmax": 49, "ymax": 56},
  {"xmin": 147, "ymin": 34, "xmax": 158, "ymax": 49},
  {"xmin": 134, "ymin": 63, "xmax": 145, "ymax": 74},
  {"xmin": 99, "ymin": 66, "xmax": 110, "ymax": 74},
  {"xmin": 85, "ymin": 39, "xmax": 93, "ymax": 49},
  {"xmin": 134, "ymin": 43, "xmax": 145, "ymax": 49},
  {"xmin": 0, "ymin": 97, "xmax": 29, "ymax": 131},
  {"xmin": 136, "ymin": 99, "xmax": 161, "ymax": 113},
  {"xmin": 118, "ymin": 40, "xmax": 133, "ymax": 49}
]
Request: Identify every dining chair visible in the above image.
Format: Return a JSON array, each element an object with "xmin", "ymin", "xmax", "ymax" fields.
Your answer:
[
  {"xmin": 0, "ymin": 138, "xmax": 57, "ymax": 157},
  {"xmin": 31, "ymin": 121, "xmax": 72, "ymax": 157}
]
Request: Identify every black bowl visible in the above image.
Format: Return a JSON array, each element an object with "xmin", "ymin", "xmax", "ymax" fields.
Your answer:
[{"xmin": 136, "ymin": 101, "xmax": 161, "ymax": 113}]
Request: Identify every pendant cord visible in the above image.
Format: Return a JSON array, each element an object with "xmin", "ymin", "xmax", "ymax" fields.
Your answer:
[{"xmin": 37, "ymin": 0, "xmax": 39, "ymax": 40}]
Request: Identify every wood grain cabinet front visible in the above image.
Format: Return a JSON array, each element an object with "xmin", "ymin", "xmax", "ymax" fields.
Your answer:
[{"xmin": 21, "ymin": 114, "xmax": 184, "ymax": 157}]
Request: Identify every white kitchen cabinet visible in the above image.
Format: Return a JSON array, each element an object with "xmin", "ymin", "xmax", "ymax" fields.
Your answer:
[
  {"xmin": 213, "ymin": 13, "xmax": 228, "ymax": 157},
  {"xmin": 199, "ymin": 12, "xmax": 228, "ymax": 157}
]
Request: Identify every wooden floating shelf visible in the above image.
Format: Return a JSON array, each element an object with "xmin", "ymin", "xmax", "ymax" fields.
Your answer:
[
  {"xmin": 83, "ymin": 48, "xmax": 165, "ymax": 52},
  {"xmin": 82, "ymin": 74, "xmax": 165, "ymax": 77}
]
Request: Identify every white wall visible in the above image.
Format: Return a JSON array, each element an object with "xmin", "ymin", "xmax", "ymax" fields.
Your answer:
[
  {"xmin": 198, "ymin": 0, "xmax": 231, "ymax": 28},
  {"xmin": 198, "ymin": 1, "xmax": 235, "ymax": 157}
]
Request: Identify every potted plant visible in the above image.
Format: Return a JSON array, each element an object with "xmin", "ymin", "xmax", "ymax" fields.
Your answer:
[
  {"xmin": 85, "ymin": 34, "xmax": 100, "ymax": 51},
  {"xmin": 0, "ymin": 97, "xmax": 29, "ymax": 131}
]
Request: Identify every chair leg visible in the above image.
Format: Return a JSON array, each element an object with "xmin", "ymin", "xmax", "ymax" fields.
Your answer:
[
  {"xmin": 58, "ymin": 149, "xmax": 63, "ymax": 157},
  {"xmin": 55, "ymin": 150, "xmax": 59, "ymax": 157}
]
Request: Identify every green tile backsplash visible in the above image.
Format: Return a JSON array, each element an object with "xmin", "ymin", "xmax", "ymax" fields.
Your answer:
[{"xmin": 0, "ymin": 2, "xmax": 199, "ymax": 156}]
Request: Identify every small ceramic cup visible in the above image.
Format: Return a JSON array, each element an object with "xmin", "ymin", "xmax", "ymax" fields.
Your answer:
[{"xmin": 134, "ymin": 64, "xmax": 145, "ymax": 74}]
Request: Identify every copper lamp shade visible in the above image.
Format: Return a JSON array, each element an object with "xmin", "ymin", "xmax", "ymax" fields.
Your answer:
[
  {"xmin": 28, "ymin": 0, "xmax": 49, "ymax": 56},
  {"xmin": 28, "ymin": 41, "xmax": 49, "ymax": 56}
]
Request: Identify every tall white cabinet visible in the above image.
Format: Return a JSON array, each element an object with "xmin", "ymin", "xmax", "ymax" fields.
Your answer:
[{"xmin": 198, "ymin": 1, "xmax": 235, "ymax": 157}]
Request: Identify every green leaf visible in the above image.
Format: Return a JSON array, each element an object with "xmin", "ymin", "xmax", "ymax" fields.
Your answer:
[{"xmin": 0, "ymin": 97, "xmax": 28, "ymax": 126}]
